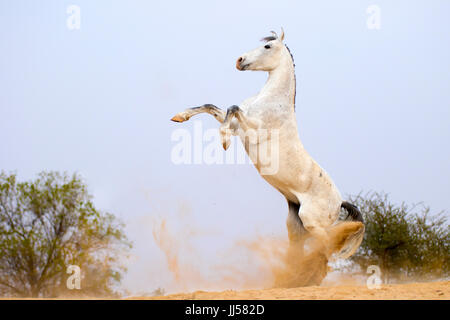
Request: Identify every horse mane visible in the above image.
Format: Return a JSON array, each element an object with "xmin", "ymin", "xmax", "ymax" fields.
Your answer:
[{"xmin": 284, "ymin": 44, "xmax": 297, "ymax": 111}]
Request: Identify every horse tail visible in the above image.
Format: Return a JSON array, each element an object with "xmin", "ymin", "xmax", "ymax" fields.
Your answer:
[
  {"xmin": 331, "ymin": 202, "xmax": 365, "ymax": 259},
  {"xmin": 341, "ymin": 201, "xmax": 364, "ymax": 223}
]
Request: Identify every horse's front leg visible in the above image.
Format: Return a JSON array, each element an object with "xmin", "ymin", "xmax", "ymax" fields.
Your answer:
[
  {"xmin": 219, "ymin": 105, "xmax": 262, "ymax": 150},
  {"xmin": 171, "ymin": 104, "xmax": 225, "ymax": 123}
]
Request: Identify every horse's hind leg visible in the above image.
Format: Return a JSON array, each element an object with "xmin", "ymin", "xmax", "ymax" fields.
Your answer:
[
  {"xmin": 285, "ymin": 201, "xmax": 307, "ymax": 271},
  {"xmin": 280, "ymin": 201, "xmax": 332, "ymax": 287},
  {"xmin": 286, "ymin": 200, "xmax": 307, "ymax": 249},
  {"xmin": 278, "ymin": 200, "xmax": 325, "ymax": 288}
]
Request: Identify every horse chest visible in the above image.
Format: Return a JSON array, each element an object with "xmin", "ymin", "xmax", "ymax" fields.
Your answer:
[{"xmin": 244, "ymin": 102, "xmax": 290, "ymax": 127}]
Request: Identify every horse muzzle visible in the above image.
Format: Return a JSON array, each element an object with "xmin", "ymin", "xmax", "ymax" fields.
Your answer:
[{"xmin": 236, "ymin": 56, "xmax": 249, "ymax": 70}]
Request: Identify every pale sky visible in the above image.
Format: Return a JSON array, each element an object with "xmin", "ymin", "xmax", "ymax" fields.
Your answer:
[{"xmin": 1, "ymin": 0, "xmax": 449, "ymax": 294}]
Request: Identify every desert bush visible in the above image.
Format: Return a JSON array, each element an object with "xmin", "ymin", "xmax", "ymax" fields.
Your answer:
[
  {"xmin": 0, "ymin": 171, "xmax": 131, "ymax": 297},
  {"xmin": 348, "ymin": 192, "xmax": 449, "ymax": 283}
]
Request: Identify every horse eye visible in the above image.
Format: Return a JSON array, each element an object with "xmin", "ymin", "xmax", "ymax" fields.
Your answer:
[{"xmin": 264, "ymin": 44, "xmax": 271, "ymax": 49}]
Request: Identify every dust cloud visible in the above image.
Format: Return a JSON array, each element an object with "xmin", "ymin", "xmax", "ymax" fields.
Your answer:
[{"xmin": 149, "ymin": 211, "xmax": 364, "ymax": 294}]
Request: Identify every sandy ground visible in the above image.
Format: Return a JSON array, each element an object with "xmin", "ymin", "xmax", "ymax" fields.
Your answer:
[
  {"xmin": 140, "ymin": 281, "xmax": 449, "ymax": 300},
  {"xmin": 0, "ymin": 281, "xmax": 447, "ymax": 299}
]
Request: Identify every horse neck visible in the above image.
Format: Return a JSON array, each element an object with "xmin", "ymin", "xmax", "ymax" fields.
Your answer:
[{"xmin": 259, "ymin": 51, "xmax": 296, "ymax": 107}]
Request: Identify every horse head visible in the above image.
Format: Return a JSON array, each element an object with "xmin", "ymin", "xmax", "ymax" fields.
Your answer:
[{"xmin": 236, "ymin": 28, "xmax": 288, "ymax": 72}]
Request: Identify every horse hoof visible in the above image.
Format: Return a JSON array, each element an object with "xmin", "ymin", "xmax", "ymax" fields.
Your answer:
[
  {"xmin": 222, "ymin": 139, "xmax": 230, "ymax": 150},
  {"xmin": 171, "ymin": 114, "xmax": 187, "ymax": 122}
]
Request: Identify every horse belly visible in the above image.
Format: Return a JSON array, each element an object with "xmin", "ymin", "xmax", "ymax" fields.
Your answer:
[{"xmin": 240, "ymin": 135, "xmax": 279, "ymax": 174}]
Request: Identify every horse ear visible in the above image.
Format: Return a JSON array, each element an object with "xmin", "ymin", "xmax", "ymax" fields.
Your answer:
[{"xmin": 280, "ymin": 27, "xmax": 285, "ymax": 41}]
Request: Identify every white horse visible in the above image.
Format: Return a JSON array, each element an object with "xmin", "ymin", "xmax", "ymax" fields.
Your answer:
[{"xmin": 171, "ymin": 29, "xmax": 364, "ymax": 285}]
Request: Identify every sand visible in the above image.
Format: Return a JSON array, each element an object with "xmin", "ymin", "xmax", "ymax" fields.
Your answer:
[{"xmin": 140, "ymin": 281, "xmax": 449, "ymax": 300}]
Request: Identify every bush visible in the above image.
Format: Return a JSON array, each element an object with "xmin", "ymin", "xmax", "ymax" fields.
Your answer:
[
  {"xmin": 0, "ymin": 171, "xmax": 131, "ymax": 297},
  {"xmin": 348, "ymin": 192, "xmax": 449, "ymax": 283}
]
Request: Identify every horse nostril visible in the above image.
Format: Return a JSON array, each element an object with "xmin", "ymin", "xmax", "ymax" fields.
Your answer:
[{"xmin": 236, "ymin": 56, "xmax": 246, "ymax": 70}]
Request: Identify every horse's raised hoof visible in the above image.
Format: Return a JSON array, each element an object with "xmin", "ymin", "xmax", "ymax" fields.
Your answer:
[
  {"xmin": 220, "ymin": 126, "xmax": 231, "ymax": 150},
  {"xmin": 222, "ymin": 139, "xmax": 231, "ymax": 150},
  {"xmin": 171, "ymin": 113, "xmax": 187, "ymax": 122}
]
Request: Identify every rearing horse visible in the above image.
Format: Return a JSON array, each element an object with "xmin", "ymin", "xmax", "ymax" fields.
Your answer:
[{"xmin": 171, "ymin": 29, "xmax": 364, "ymax": 284}]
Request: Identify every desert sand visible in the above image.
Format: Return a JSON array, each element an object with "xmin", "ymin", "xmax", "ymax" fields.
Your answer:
[{"xmin": 141, "ymin": 281, "xmax": 449, "ymax": 300}]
